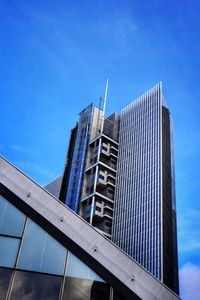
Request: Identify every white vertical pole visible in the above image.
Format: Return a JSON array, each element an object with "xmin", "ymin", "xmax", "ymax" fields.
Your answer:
[{"xmin": 100, "ymin": 79, "xmax": 109, "ymax": 133}]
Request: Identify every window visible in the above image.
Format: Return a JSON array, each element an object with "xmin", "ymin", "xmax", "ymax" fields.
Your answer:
[
  {"xmin": 66, "ymin": 252, "xmax": 104, "ymax": 281},
  {"xmin": 0, "ymin": 267, "xmax": 13, "ymax": 300},
  {"xmin": 0, "ymin": 195, "xmax": 26, "ymax": 237},
  {"xmin": 10, "ymin": 270, "xmax": 62, "ymax": 300},
  {"xmin": 108, "ymin": 188, "xmax": 114, "ymax": 194},
  {"xmin": 63, "ymin": 278, "xmax": 110, "ymax": 300},
  {"xmin": 0, "ymin": 236, "xmax": 20, "ymax": 268},
  {"xmin": 17, "ymin": 219, "xmax": 66, "ymax": 275},
  {"xmin": 110, "ymin": 159, "xmax": 116, "ymax": 164},
  {"xmin": 63, "ymin": 252, "xmax": 110, "ymax": 300}
]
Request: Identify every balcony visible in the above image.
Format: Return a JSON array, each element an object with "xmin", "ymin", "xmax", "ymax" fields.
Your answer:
[
  {"xmin": 106, "ymin": 179, "xmax": 115, "ymax": 188},
  {"xmin": 103, "ymin": 211, "xmax": 113, "ymax": 220},
  {"xmin": 98, "ymin": 189, "xmax": 114, "ymax": 201},
  {"xmin": 99, "ymin": 159, "xmax": 117, "ymax": 171},
  {"xmin": 110, "ymin": 145, "xmax": 118, "ymax": 152},
  {"xmin": 107, "ymin": 173, "xmax": 116, "ymax": 180},
  {"xmin": 89, "ymin": 133, "xmax": 119, "ymax": 147},
  {"xmin": 103, "ymin": 204, "xmax": 113, "ymax": 211},
  {"xmin": 97, "ymin": 178, "xmax": 106, "ymax": 187}
]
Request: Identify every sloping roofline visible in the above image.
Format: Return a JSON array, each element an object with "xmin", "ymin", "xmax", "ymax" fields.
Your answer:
[{"xmin": 0, "ymin": 156, "xmax": 180, "ymax": 300}]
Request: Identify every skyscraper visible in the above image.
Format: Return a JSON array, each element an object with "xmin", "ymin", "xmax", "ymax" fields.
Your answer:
[
  {"xmin": 59, "ymin": 100, "xmax": 120, "ymax": 238},
  {"xmin": 111, "ymin": 82, "xmax": 179, "ymax": 294},
  {"xmin": 58, "ymin": 82, "xmax": 179, "ymax": 294}
]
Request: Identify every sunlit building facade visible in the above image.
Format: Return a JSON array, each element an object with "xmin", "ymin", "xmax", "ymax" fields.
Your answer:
[
  {"xmin": 56, "ymin": 82, "xmax": 179, "ymax": 294},
  {"xmin": 111, "ymin": 83, "xmax": 179, "ymax": 294}
]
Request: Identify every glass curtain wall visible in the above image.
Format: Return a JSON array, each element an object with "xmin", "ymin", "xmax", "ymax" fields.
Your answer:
[{"xmin": 0, "ymin": 195, "xmax": 126, "ymax": 300}]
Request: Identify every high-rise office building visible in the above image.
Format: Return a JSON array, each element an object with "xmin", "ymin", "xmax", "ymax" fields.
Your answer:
[
  {"xmin": 111, "ymin": 83, "xmax": 179, "ymax": 294},
  {"xmin": 58, "ymin": 82, "xmax": 179, "ymax": 294}
]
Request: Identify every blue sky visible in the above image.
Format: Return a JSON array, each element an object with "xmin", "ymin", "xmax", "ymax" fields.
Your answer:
[{"xmin": 1, "ymin": 1, "xmax": 200, "ymax": 298}]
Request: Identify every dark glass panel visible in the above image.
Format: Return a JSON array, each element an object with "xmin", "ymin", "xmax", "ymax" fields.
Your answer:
[
  {"xmin": 63, "ymin": 277, "xmax": 110, "ymax": 300},
  {"xmin": 162, "ymin": 107, "xmax": 179, "ymax": 294},
  {"xmin": 0, "ymin": 267, "xmax": 13, "ymax": 300},
  {"xmin": 113, "ymin": 289, "xmax": 128, "ymax": 300},
  {"xmin": 10, "ymin": 270, "xmax": 62, "ymax": 300}
]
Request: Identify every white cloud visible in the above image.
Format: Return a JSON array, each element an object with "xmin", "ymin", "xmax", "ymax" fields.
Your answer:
[{"xmin": 180, "ymin": 263, "xmax": 200, "ymax": 300}]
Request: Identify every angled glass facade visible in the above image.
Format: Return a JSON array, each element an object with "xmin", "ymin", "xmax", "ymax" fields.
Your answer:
[
  {"xmin": 0, "ymin": 194, "xmax": 26, "ymax": 236},
  {"xmin": 0, "ymin": 194, "xmax": 126, "ymax": 300},
  {"xmin": 17, "ymin": 219, "xmax": 66, "ymax": 275}
]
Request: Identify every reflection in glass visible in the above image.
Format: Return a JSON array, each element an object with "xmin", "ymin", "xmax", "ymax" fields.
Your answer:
[
  {"xmin": 0, "ymin": 267, "xmax": 13, "ymax": 300},
  {"xmin": 66, "ymin": 252, "xmax": 104, "ymax": 282},
  {"xmin": 17, "ymin": 219, "xmax": 66, "ymax": 275},
  {"xmin": 64, "ymin": 252, "xmax": 110, "ymax": 300},
  {"xmin": 63, "ymin": 277, "xmax": 110, "ymax": 300},
  {"xmin": 10, "ymin": 270, "xmax": 62, "ymax": 300},
  {"xmin": 0, "ymin": 236, "xmax": 20, "ymax": 267},
  {"xmin": 0, "ymin": 195, "xmax": 26, "ymax": 237}
]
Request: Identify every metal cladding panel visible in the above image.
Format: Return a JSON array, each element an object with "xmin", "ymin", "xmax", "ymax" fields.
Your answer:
[
  {"xmin": 65, "ymin": 105, "xmax": 94, "ymax": 212},
  {"xmin": 112, "ymin": 83, "xmax": 162, "ymax": 279},
  {"xmin": 45, "ymin": 176, "xmax": 62, "ymax": 199}
]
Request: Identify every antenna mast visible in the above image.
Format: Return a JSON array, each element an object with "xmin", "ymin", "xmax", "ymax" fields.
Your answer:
[{"xmin": 101, "ymin": 79, "xmax": 109, "ymax": 133}]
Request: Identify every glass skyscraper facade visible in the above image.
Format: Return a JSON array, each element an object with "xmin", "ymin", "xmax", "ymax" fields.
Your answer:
[
  {"xmin": 58, "ymin": 82, "xmax": 179, "ymax": 295},
  {"xmin": 111, "ymin": 83, "xmax": 179, "ymax": 294}
]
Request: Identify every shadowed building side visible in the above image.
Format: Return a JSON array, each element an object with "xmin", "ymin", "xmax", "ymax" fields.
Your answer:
[{"xmin": 162, "ymin": 106, "xmax": 179, "ymax": 294}]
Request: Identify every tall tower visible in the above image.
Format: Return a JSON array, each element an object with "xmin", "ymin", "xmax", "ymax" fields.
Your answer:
[
  {"xmin": 57, "ymin": 82, "xmax": 179, "ymax": 294},
  {"xmin": 59, "ymin": 102, "xmax": 120, "ymax": 238},
  {"xmin": 111, "ymin": 83, "xmax": 179, "ymax": 294}
]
